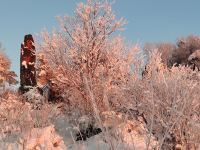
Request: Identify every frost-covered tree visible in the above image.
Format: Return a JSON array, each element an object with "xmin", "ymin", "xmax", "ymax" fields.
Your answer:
[
  {"xmin": 37, "ymin": 0, "xmax": 139, "ymax": 114},
  {"xmin": 0, "ymin": 44, "xmax": 18, "ymax": 91},
  {"xmin": 144, "ymin": 42, "xmax": 175, "ymax": 67},
  {"xmin": 188, "ymin": 49, "xmax": 200, "ymax": 70},
  {"xmin": 172, "ymin": 35, "xmax": 200, "ymax": 66},
  {"xmin": 144, "ymin": 35, "xmax": 200, "ymax": 68}
]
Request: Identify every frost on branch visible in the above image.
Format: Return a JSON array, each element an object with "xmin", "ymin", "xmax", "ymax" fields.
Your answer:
[
  {"xmin": 0, "ymin": 46, "xmax": 18, "ymax": 93},
  {"xmin": 37, "ymin": 0, "xmax": 140, "ymax": 114},
  {"xmin": 144, "ymin": 35, "xmax": 200, "ymax": 69},
  {"xmin": 23, "ymin": 87, "xmax": 44, "ymax": 103}
]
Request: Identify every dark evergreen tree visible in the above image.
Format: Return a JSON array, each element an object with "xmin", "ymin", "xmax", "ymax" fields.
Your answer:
[{"xmin": 19, "ymin": 34, "xmax": 36, "ymax": 93}]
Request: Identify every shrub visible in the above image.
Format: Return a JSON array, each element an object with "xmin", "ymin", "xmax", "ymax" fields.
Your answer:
[
  {"xmin": 0, "ymin": 44, "xmax": 17, "ymax": 95},
  {"xmin": 144, "ymin": 35, "xmax": 200, "ymax": 69},
  {"xmin": 131, "ymin": 50, "xmax": 200, "ymax": 149},
  {"xmin": 37, "ymin": 0, "xmax": 139, "ymax": 116}
]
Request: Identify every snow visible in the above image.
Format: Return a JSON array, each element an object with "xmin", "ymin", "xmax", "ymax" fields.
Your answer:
[
  {"xmin": 28, "ymin": 62, "xmax": 35, "ymax": 65},
  {"xmin": 67, "ymin": 117, "xmax": 157, "ymax": 150},
  {"xmin": 22, "ymin": 125, "xmax": 67, "ymax": 150},
  {"xmin": 38, "ymin": 70, "xmax": 46, "ymax": 76},
  {"xmin": 22, "ymin": 87, "xmax": 45, "ymax": 104},
  {"xmin": 0, "ymin": 126, "xmax": 67, "ymax": 150},
  {"xmin": 65, "ymin": 111, "xmax": 158, "ymax": 149},
  {"xmin": 22, "ymin": 61, "xmax": 28, "ymax": 69},
  {"xmin": 0, "ymin": 95, "xmax": 157, "ymax": 150}
]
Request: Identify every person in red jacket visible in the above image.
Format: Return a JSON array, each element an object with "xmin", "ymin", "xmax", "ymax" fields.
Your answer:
[{"xmin": 19, "ymin": 34, "xmax": 37, "ymax": 93}]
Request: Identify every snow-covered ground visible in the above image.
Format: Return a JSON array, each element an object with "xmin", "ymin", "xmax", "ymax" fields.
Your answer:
[{"xmin": 0, "ymin": 94, "xmax": 158, "ymax": 150}]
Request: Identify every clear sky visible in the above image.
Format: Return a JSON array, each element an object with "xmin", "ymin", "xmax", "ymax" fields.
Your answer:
[{"xmin": 0, "ymin": 0, "xmax": 200, "ymax": 78}]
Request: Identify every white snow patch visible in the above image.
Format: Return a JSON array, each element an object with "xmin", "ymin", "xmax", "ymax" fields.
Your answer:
[
  {"xmin": 39, "ymin": 70, "xmax": 46, "ymax": 77},
  {"xmin": 22, "ymin": 61, "xmax": 28, "ymax": 69},
  {"xmin": 28, "ymin": 62, "xmax": 35, "ymax": 65}
]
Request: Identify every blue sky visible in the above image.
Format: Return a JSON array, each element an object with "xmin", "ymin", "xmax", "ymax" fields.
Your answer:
[{"xmin": 0, "ymin": 0, "xmax": 200, "ymax": 78}]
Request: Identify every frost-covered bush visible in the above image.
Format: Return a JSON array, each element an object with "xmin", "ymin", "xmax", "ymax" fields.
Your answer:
[
  {"xmin": 0, "ymin": 45, "xmax": 17, "ymax": 94},
  {"xmin": 0, "ymin": 93, "xmax": 60, "ymax": 147},
  {"xmin": 22, "ymin": 86, "xmax": 46, "ymax": 109},
  {"xmin": 33, "ymin": 1, "xmax": 200, "ymax": 149},
  {"xmin": 144, "ymin": 42, "xmax": 175, "ymax": 67},
  {"xmin": 130, "ymin": 50, "xmax": 200, "ymax": 149},
  {"xmin": 144, "ymin": 35, "xmax": 200, "ymax": 69},
  {"xmin": 37, "ymin": 0, "xmax": 139, "ymax": 115}
]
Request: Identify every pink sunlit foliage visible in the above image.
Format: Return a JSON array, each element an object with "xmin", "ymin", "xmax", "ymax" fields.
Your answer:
[
  {"xmin": 0, "ymin": 44, "xmax": 17, "ymax": 94},
  {"xmin": 37, "ymin": 0, "xmax": 139, "ymax": 115},
  {"xmin": 1, "ymin": 1, "xmax": 200, "ymax": 149},
  {"xmin": 134, "ymin": 49, "xmax": 200, "ymax": 149},
  {"xmin": 144, "ymin": 35, "xmax": 200, "ymax": 69}
]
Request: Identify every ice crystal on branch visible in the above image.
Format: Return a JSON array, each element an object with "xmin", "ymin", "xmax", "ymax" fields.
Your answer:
[
  {"xmin": 37, "ymin": 0, "xmax": 139, "ymax": 114},
  {"xmin": 0, "ymin": 45, "xmax": 17, "ymax": 92}
]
